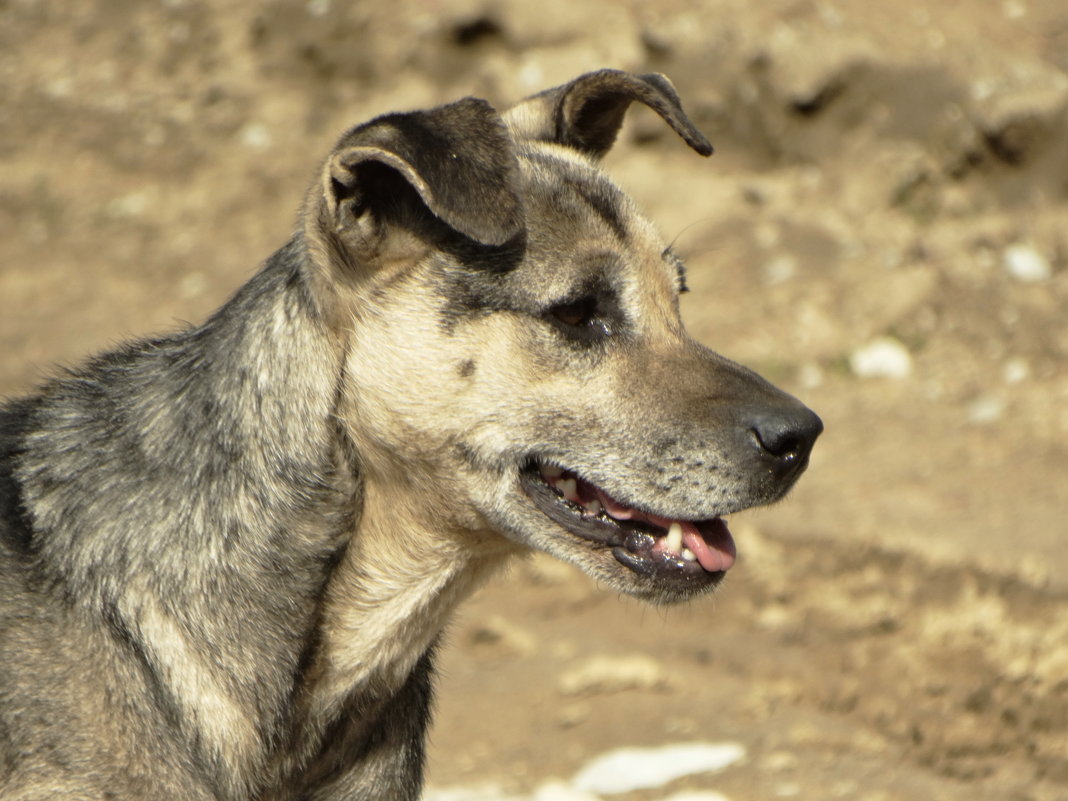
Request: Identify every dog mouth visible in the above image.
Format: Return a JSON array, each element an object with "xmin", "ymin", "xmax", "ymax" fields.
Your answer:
[{"xmin": 519, "ymin": 461, "xmax": 736, "ymax": 588}]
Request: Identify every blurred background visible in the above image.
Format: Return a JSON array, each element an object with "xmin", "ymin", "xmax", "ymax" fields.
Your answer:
[{"xmin": 1, "ymin": 1, "xmax": 1066, "ymax": 799}]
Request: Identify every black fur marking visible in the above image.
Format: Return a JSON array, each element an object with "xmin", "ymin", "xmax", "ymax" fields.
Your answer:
[
  {"xmin": 295, "ymin": 646, "xmax": 437, "ymax": 798},
  {"xmin": 100, "ymin": 601, "xmax": 187, "ymax": 736},
  {"xmin": 433, "ymin": 244, "xmax": 536, "ymax": 335},
  {"xmin": 524, "ymin": 150, "xmax": 629, "ymax": 242},
  {"xmin": 569, "ymin": 177, "xmax": 629, "ymax": 241},
  {"xmin": 0, "ymin": 400, "xmax": 39, "ymax": 556}
]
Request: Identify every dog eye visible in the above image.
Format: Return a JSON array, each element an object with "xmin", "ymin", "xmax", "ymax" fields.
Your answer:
[
  {"xmin": 551, "ymin": 297, "xmax": 597, "ymax": 328},
  {"xmin": 546, "ymin": 295, "xmax": 612, "ymax": 340}
]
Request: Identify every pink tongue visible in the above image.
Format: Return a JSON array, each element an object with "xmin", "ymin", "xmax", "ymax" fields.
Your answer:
[
  {"xmin": 595, "ymin": 487, "xmax": 737, "ymax": 573},
  {"xmin": 681, "ymin": 519, "xmax": 736, "ymax": 573}
]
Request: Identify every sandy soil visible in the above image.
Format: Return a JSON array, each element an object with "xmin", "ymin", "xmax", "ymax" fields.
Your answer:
[{"xmin": 1, "ymin": 1, "xmax": 1066, "ymax": 799}]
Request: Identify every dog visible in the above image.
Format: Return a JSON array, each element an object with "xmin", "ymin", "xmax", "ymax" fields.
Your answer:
[{"xmin": 0, "ymin": 70, "xmax": 821, "ymax": 800}]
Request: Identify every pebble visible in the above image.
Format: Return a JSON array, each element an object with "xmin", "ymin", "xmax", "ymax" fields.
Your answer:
[
  {"xmin": 763, "ymin": 255, "xmax": 797, "ymax": 285},
  {"xmin": 531, "ymin": 781, "xmax": 602, "ymax": 801},
  {"xmin": 571, "ymin": 742, "xmax": 746, "ymax": 795},
  {"xmin": 426, "ymin": 742, "xmax": 745, "ymax": 801},
  {"xmin": 238, "ymin": 123, "xmax": 272, "ymax": 151},
  {"xmin": 558, "ymin": 655, "xmax": 670, "ymax": 696},
  {"xmin": 1003, "ymin": 244, "xmax": 1051, "ymax": 283},
  {"xmin": 849, "ymin": 337, "xmax": 913, "ymax": 380},
  {"xmin": 1003, "ymin": 357, "xmax": 1030, "ymax": 384},
  {"xmin": 106, "ymin": 191, "xmax": 149, "ymax": 219},
  {"xmin": 797, "ymin": 362, "xmax": 824, "ymax": 390},
  {"xmin": 967, "ymin": 395, "xmax": 1005, "ymax": 425},
  {"xmin": 424, "ymin": 783, "xmax": 515, "ymax": 801}
]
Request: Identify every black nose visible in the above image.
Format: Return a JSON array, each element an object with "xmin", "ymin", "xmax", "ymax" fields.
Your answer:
[{"xmin": 748, "ymin": 404, "xmax": 823, "ymax": 481}]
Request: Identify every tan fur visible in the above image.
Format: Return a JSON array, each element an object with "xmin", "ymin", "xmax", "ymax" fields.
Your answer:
[{"xmin": 123, "ymin": 586, "xmax": 261, "ymax": 771}]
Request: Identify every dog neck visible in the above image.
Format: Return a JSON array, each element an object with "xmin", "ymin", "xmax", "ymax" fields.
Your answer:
[
  {"xmin": 307, "ymin": 465, "xmax": 517, "ymax": 719},
  {"xmin": 264, "ymin": 465, "xmax": 518, "ymax": 797}
]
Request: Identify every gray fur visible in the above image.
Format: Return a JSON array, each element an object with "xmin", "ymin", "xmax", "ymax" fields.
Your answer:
[{"xmin": 0, "ymin": 70, "xmax": 820, "ymax": 800}]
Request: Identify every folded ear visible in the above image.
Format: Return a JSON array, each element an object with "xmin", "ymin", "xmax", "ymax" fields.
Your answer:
[
  {"xmin": 319, "ymin": 97, "xmax": 524, "ymax": 250},
  {"xmin": 505, "ymin": 69, "xmax": 713, "ymax": 160}
]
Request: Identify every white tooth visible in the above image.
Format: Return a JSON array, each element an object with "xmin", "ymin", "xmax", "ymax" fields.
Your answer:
[
  {"xmin": 541, "ymin": 464, "xmax": 564, "ymax": 480},
  {"xmin": 559, "ymin": 478, "xmax": 578, "ymax": 501},
  {"xmin": 665, "ymin": 522, "xmax": 683, "ymax": 553},
  {"xmin": 682, "ymin": 547, "xmax": 697, "ymax": 562},
  {"xmin": 585, "ymin": 499, "xmax": 602, "ymax": 516}
]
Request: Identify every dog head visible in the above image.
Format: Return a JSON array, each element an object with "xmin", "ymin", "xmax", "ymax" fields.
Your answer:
[{"xmin": 302, "ymin": 70, "xmax": 821, "ymax": 604}]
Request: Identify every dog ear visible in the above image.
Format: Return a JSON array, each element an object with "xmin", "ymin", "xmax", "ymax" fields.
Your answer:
[
  {"xmin": 506, "ymin": 69, "xmax": 713, "ymax": 160},
  {"xmin": 321, "ymin": 97, "xmax": 524, "ymax": 249}
]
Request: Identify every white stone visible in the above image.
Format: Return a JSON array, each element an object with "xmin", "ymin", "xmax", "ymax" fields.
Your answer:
[
  {"xmin": 763, "ymin": 255, "xmax": 797, "ymax": 285},
  {"xmin": 797, "ymin": 363, "xmax": 824, "ymax": 390},
  {"xmin": 967, "ymin": 395, "xmax": 1005, "ymax": 425},
  {"xmin": 106, "ymin": 191, "xmax": 149, "ymax": 219},
  {"xmin": 178, "ymin": 272, "xmax": 208, "ymax": 300},
  {"xmin": 532, "ymin": 781, "xmax": 603, "ymax": 801},
  {"xmin": 424, "ymin": 784, "xmax": 515, "ymax": 801},
  {"xmin": 1003, "ymin": 358, "xmax": 1030, "ymax": 384},
  {"xmin": 1002, "ymin": 0, "xmax": 1027, "ymax": 19},
  {"xmin": 849, "ymin": 337, "xmax": 913, "ymax": 380},
  {"xmin": 659, "ymin": 792, "xmax": 733, "ymax": 801},
  {"xmin": 572, "ymin": 743, "xmax": 746, "ymax": 795},
  {"xmin": 239, "ymin": 123, "xmax": 272, "ymax": 151},
  {"xmin": 1003, "ymin": 244, "xmax": 1051, "ymax": 283},
  {"xmin": 558, "ymin": 655, "xmax": 670, "ymax": 696}
]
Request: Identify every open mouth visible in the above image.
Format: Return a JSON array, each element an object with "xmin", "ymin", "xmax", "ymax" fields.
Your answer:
[{"xmin": 519, "ymin": 461, "xmax": 737, "ymax": 589}]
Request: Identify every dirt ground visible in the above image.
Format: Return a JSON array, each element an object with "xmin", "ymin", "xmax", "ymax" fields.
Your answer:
[{"xmin": 1, "ymin": 1, "xmax": 1066, "ymax": 799}]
